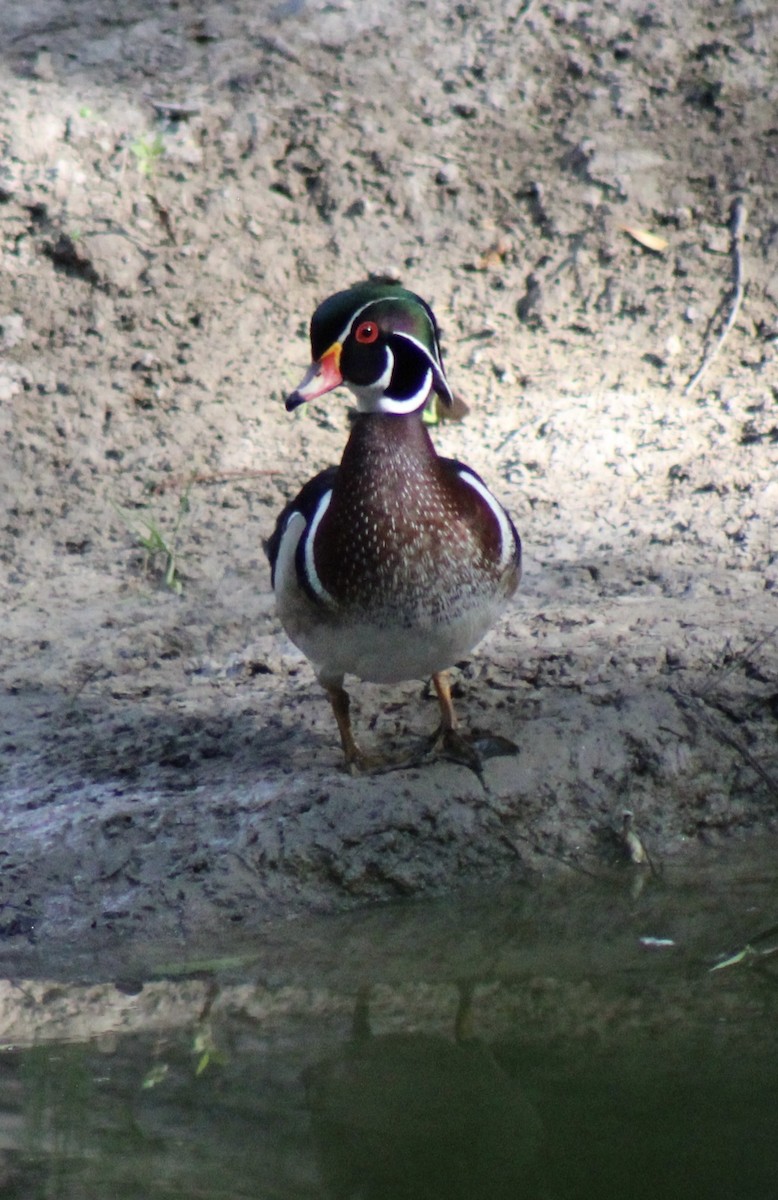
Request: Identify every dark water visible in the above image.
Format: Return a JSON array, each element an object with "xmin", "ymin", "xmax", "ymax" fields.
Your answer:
[{"xmin": 1, "ymin": 849, "xmax": 776, "ymax": 1199}]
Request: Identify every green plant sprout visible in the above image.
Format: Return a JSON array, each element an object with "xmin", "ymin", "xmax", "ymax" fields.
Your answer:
[
  {"xmin": 130, "ymin": 131, "xmax": 165, "ymax": 178},
  {"xmin": 710, "ymin": 921, "xmax": 778, "ymax": 972},
  {"xmin": 141, "ymin": 1063, "xmax": 169, "ymax": 1090},
  {"xmin": 192, "ymin": 1025, "xmax": 224, "ymax": 1077},
  {"xmin": 112, "ymin": 487, "xmax": 191, "ymax": 594}
]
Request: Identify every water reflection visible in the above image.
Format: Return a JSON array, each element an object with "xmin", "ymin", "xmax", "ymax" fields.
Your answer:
[
  {"xmin": 306, "ymin": 984, "xmax": 541, "ymax": 1199},
  {"xmin": 0, "ymin": 853, "xmax": 776, "ymax": 1198}
]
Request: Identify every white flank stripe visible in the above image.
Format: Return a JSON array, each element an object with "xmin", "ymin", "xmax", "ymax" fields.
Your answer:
[
  {"xmin": 303, "ymin": 490, "xmax": 336, "ymax": 604},
  {"xmin": 458, "ymin": 469, "xmax": 516, "ymax": 570},
  {"xmin": 273, "ymin": 510, "xmax": 305, "ymax": 594}
]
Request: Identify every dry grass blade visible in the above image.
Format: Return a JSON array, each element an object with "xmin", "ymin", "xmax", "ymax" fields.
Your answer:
[{"xmin": 621, "ymin": 224, "xmax": 668, "ymax": 253}]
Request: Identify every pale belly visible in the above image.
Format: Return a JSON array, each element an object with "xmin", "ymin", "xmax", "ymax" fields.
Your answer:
[
  {"xmin": 272, "ymin": 507, "xmax": 518, "ymax": 685},
  {"xmin": 281, "ymin": 599, "xmax": 509, "ymax": 686}
]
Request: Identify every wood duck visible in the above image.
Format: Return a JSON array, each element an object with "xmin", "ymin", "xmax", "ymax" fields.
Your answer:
[{"xmin": 265, "ymin": 281, "xmax": 521, "ymax": 772}]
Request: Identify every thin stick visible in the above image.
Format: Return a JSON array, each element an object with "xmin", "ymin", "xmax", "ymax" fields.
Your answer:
[
  {"xmin": 697, "ymin": 623, "xmax": 778, "ymax": 701},
  {"xmin": 683, "ymin": 196, "xmax": 747, "ymax": 395},
  {"xmin": 152, "ymin": 468, "xmax": 283, "ymax": 494},
  {"xmin": 670, "ymin": 688, "xmax": 778, "ymax": 802}
]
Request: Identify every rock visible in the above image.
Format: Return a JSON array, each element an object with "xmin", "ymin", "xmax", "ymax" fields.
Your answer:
[{"xmin": 81, "ymin": 233, "xmax": 147, "ymax": 293}]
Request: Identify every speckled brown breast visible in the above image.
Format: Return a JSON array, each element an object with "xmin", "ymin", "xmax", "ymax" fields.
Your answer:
[{"xmin": 312, "ymin": 414, "xmax": 518, "ymax": 623}]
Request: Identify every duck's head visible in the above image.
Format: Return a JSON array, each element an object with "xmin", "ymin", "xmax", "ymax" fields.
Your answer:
[{"xmin": 285, "ymin": 281, "xmax": 453, "ymax": 416}]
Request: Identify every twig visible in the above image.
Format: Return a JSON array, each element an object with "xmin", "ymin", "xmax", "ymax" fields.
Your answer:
[
  {"xmin": 670, "ymin": 687, "xmax": 778, "ymax": 801},
  {"xmin": 499, "ymin": 830, "xmax": 606, "ymax": 880},
  {"xmin": 152, "ymin": 468, "xmax": 283, "ymax": 494},
  {"xmin": 696, "ymin": 624, "xmax": 778, "ymax": 702},
  {"xmin": 147, "ymin": 99, "xmax": 202, "ymax": 121},
  {"xmin": 683, "ymin": 195, "xmax": 747, "ymax": 395},
  {"xmin": 254, "ymin": 33, "xmax": 301, "ymax": 65},
  {"xmin": 147, "ymin": 192, "xmax": 177, "ymax": 245}
]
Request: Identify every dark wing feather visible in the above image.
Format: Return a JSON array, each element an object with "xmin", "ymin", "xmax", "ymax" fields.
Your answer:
[
  {"xmin": 264, "ymin": 465, "xmax": 339, "ymax": 587},
  {"xmin": 437, "ymin": 456, "xmax": 522, "ymax": 572}
]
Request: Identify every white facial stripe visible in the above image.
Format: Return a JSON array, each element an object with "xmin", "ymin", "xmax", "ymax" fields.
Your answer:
[
  {"xmin": 350, "ymin": 346, "xmax": 394, "ymax": 411},
  {"xmin": 392, "ymin": 329, "xmax": 443, "ymax": 372},
  {"xmin": 352, "ymin": 350, "xmax": 433, "ymax": 414},
  {"xmin": 303, "ymin": 489, "xmax": 336, "ymax": 605},
  {"xmin": 339, "ymin": 302, "xmax": 439, "ymax": 360},
  {"xmin": 458, "ymin": 469, "xmax": 516, "ymax": 570},
  {"xmin": 373, "ymin": 366, "xmax": 432, "ymax": 413},
  {"xmin": 336, "ymin": 298, "xmax": 377, "ymax": 346},
  {"xmin": 338, "ymin": 299, "xmax": 444, "ymax": 413}
]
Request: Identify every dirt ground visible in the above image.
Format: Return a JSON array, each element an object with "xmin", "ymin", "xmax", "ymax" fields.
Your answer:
[{"xmin": 1, "ymin": 0, "xmax": 777, "ymax": 955}]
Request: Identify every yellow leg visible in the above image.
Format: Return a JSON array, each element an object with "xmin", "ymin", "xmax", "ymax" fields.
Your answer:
[
  {"xmin": 323, "ymin": 682, "xmax": 389, "ymax": 773},
  {"xmin": 431, "ymin": 670, "xmax": 458, "ymax": 733},
  {"xmin": 431, "ymin": 670, "xmax": 518, "ymax": 776},
  {"xmin": 430, "ymin": 669, "xmax": 483, "ymax": 776},
  {"xmin": 323, "ymin": 681, "xmax": 363, "ymax": 767},
  {"xmin": 322, "ymin": 671, "xmax": 515, "ymax": 778}
]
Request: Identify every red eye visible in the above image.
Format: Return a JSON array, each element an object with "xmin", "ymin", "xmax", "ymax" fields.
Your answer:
[{"xmin": 354, "ymin": 320, "xmax": 379, "ymax": 344}]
